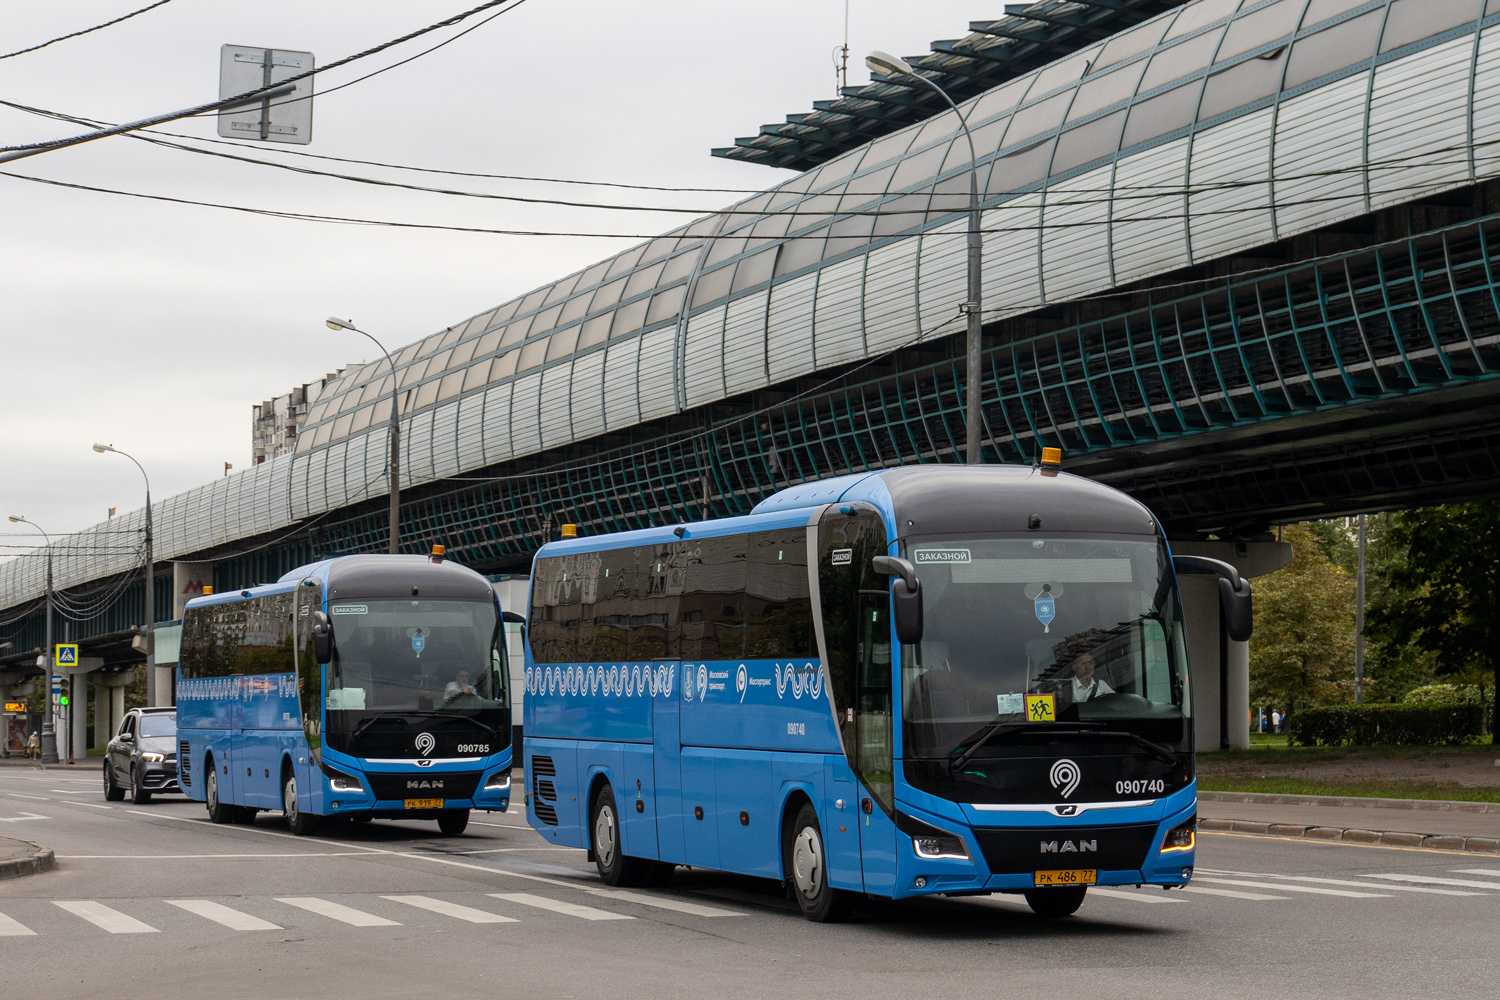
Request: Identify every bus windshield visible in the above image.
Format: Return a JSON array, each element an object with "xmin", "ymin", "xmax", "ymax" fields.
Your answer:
[
  {"xmin": 325, "ymin": 598, "xmax": 507, "ymax": 755},
  {"xmin": 901, "ymin": 536, "xmax": 1189, "ymax": 761}
]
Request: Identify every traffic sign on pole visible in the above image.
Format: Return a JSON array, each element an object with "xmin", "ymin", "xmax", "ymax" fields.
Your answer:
[
  {"xmin": 218, "ymin": 45, "xmax": 315, "ymax": 144},
  {"xmin": 55, "ymin": 643, "xmax": 79, "ymax": 668}
]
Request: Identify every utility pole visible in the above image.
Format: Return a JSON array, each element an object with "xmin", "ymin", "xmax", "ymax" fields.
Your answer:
[
  {"xmin": 8, "ymin": 516, "xmax": 57, "ymax": 763},
  {"xmin": 1354, "ymin": 513, "xmax": 1366, "ymax": 704},
  {"xmin": 326, "ymin": 319, "xmax": 400, "ymax": 553},
  {"xmin": 95, "ymin": 445, "xmax": 158, "ymax": 704}
]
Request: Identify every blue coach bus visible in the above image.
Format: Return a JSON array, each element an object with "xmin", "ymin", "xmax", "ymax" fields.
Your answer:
[
  {"xmin": 178, "ymin": 549, "xmax": 513, "ymax": 836},
  {"xmin": 522, "ymin": 462, "xmax": 1251, "ymax": 920}
]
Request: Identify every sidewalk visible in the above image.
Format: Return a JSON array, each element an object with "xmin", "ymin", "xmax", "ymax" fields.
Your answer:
[
  {"xmin": 0, "ymin": 755, "xmax": 102, "ymax": 769},
  {"xmin": 0, "ymin": 836, "xmax": 54, "ymax": 880},
  {"xmin": 1199, "ymin": 791, "xmax": 1500, "ymax": 853}
]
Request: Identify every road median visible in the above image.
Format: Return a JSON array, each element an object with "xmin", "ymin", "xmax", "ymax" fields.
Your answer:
[
  {"xmin": 0, "ymin": 836, "xmax": 55, "ymax": 880},
  {"xmin": 1198, "ymin": 791, "xmax": 1500, "ymax": 854}
]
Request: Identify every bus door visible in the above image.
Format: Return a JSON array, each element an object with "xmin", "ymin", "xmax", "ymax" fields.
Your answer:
[
  {"xmin": 652, "ymin": 661, "xmax": 686, "ymax": 864},
  {"xmin": 818, "ymin": 503, "xmax": 898, "ymax": 894}
]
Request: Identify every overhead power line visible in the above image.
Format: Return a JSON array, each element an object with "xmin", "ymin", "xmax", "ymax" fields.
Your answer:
[{"xmin": 0, "ymin": 0, "xmax": 175, "ymax": 62}]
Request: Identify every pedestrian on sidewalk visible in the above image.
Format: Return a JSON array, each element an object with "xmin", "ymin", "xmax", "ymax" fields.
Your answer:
[
  {"xmin": 25, "ymin": 730, "xmax": 40, "ymax": 760},
  {"xmin": 1271, "ymin": 709, "xmax": 1282, "ymax": 733}
]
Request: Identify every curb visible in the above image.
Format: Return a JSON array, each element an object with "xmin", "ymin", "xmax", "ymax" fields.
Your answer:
[
  {"xmin": 0, "ymin": 841, "xmax": 56, "ymax": 880},
  {"xmin": 1200, "ymin": 818, "xmax": 1500, "ymax": 853},
  {"xmin": 1198, "ymin": 790, "xmax": 1500, "ymax": 814}
]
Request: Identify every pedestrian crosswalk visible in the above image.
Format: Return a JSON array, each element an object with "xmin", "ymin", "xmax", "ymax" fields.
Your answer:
[
  {"xmin": 3, "ymin": 867, "xmax": 1497, "ymax": 937},
  {"xmin": 0, "ymin": 886, "xmax": 746, "ymax": 938}
]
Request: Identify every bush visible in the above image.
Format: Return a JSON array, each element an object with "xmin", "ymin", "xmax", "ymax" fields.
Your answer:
[
  {"xmin": 1288, "ymin": 703, "xmax": 1483, "ymax": 747},
  {"xmin": 1404, "ymin": 684, "xmax": 1494, "ymax": 712}
]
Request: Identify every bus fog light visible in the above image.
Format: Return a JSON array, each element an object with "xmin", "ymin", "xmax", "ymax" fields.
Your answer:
[
  {"xmin": 1182, "ymin": 868, "xmax": 1192, "ymax": 879},
  {"xmin": 484, "ymin": 771, "xmax": 512, "ymax": 792},
  {"xmin": 1161, "ymin": 815, "xmax": 1196, "ymax": 853},
  {"xmin": 913, "ymin": 876, "xmax": 927, "ymax": 889}
]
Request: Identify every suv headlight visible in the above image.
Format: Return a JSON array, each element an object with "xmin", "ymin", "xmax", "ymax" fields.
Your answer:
[
  {"xmin": 140, "ymin": 752, "xmax": 165, "ymax": 763},
  {"xmin": 483, "ymin": 771, "xmax": 512, "ymax": 792},
  {"xmin": 1161, "ymin": 815, "xmax": 1196, "ymax": 853}
]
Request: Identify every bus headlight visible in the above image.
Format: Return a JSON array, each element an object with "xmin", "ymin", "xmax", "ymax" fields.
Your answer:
[
  {"xmin": 897, "ymin": 812, "xmax": 970, "ymax": 861},
  {"xmin": 326, "ymin": 770, "xmax": 365, "ymax": 794},
  {"xmin": 1161, "ymin": 815, "xmax": 1196, "ymax": 853},
  {"xmin": 483, "ymin": 771, "xmax": 511, "ymax": 792}
]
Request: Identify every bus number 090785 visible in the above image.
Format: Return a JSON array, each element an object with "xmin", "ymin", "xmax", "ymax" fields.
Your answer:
[{"xmin": 1115, "ymin": 779, "xmax": 1165, "ymax": 795}]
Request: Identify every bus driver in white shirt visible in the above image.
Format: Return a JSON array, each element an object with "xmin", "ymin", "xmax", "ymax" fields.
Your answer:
[{"xmin": 1070, "ymin": 651, "xmax": 1114, "ymax": 703}]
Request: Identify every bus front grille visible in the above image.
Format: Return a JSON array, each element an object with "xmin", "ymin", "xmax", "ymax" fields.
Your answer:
[
  {"xmin": 530, "ymin": 755, "xmax": 558, "ymax": 825},
  {"xmin": 970, "ymin": 823, "xmax": 1159, "ymax": 875}
]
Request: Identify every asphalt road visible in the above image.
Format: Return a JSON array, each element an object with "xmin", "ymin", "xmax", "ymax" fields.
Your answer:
[{"xmin": 2, "ymin": 766, "xmax": 1495, "ymax": 1000}]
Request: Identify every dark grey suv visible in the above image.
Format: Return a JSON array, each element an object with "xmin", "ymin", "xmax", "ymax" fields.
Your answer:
[{"xmin": 104, "ymin": 707, "xmax": 178, "ymax": 803}]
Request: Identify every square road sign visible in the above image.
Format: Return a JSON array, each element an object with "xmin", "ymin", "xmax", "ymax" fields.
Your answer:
[
  {"xmin": 55, "ymin": 643, "xmax": 79, "ymax": 668},
  {"xmin": 218, "ymin": 45, "xmax": 314, "ymax": 144}
]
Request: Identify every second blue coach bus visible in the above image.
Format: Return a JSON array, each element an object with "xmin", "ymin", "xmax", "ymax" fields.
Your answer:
[
  {"xmin": 178, "ymin": 550, "xmax": 513, "ymax": 835},
  {"xmin": 523, "ymin": 462, "xmax": 1251, "ymax": 919}
]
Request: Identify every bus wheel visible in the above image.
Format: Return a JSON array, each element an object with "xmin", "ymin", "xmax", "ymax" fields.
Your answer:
[
  {"xmin": 787, "ymin": 803, "xmax": 852, "ymax": 923},
  {"xmin": 590, "ymin": 784, "xmax": 652, "ymax": 887},
  {"xmin": 283, "ymin": 771, "xmax": 318, "ymax": 836},
  {"xmin": 205, "ymin": 762, "xmax": 235, "ymax": 825},
  {"xmin": 438, "ymin": 810, "xmax": 470, "ymax": 836},
  {"xmin": 1024, "ymin": 887, "xmax": 1087, "ymax": 918}
]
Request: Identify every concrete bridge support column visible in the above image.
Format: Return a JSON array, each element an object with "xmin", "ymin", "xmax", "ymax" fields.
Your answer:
[
  {"xmin": 1173, "ymin": 541, "xmax": 1293, "ymax": 752},
  {"xmin": 92, "ymin": 671, "xmax": 136, "ymax": 749},
  {"xmin": 66, "ymin": 657, "xmax": 104, "ymax": 761}
]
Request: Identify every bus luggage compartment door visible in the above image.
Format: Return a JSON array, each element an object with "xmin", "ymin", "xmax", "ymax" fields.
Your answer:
[
  {"xmin": 822, "ymin": 756, "xmax": 864, "ymax": 892},
  {"xmin": 679, "ymin": 747, "xmax": 719, "ymax": 870},
  {"xmin": 652, "ymin": 671, "xmax": 686, "ymax": 863}
]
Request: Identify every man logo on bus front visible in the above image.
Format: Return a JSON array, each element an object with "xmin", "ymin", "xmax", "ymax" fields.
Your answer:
[{"xmin": 415, "ymin": 732, "xmax": 436, "ymax": 757}]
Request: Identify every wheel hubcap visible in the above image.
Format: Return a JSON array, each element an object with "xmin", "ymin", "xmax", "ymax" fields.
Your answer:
[
  {"xmin": 594, "ymin": 803, "xmax": 616, "ymax": 868},
  {"xmin": 792, "ymin": 826, "xmax": 822, "ymax": 897},
  {"xmin": 285, "ymin": 776, "xmax": 298, "ymax": 823},
  {"xmin": 207, "ymin": 771, "xmax": 218, "ymax": 810}
]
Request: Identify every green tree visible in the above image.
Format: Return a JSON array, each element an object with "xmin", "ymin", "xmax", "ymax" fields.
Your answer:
[
  {"xmin": 1249, "ymin": 523, "xmax": 1356, "ymax": 711},
  {"xmin": 1366, "ymin": 501, "xmax": 1500, "ymax": 734}
]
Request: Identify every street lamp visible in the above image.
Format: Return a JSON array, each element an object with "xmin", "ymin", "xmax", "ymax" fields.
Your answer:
[
  {"xmin": 867, "ymin": 50, "xmax": 985, "ymax": 464},
  {"xmin": 93, "ymin": 444, "xmax": 159, "ymax": 706},
  {"xmin": 8, "ymin": 515, "xmax": 57, "ymax": 763},
  {"xmin": 327, "ymin": 317, "xmax": 402, "ymax": 553}
]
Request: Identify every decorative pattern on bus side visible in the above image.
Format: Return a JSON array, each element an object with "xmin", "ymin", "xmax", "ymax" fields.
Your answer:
[
  {"xmin": 530, "ymin": 755, "xmax": 558, "ymax": 825},
  {"xmin": 525, "ymin": 662, "xmax": 675, "ymax": 700}
]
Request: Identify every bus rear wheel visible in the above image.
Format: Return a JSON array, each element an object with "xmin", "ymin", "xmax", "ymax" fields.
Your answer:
[
  {"xmin": 1024, "ymin": 886, "xmax": 1087, "ymax": 918},
  {"xmin": 437, "ymin": 810, "xmax": 470, "ymax": 836},
  {"xmin": 205, "ymin": 762, "xmax": 235, "ymax": 825},
  {"xmin": 590, "ymin": 784, "xmax": 653, "ymax": 887},
  {"xmin": 786, "ymin": 803, "xmax": 852, "ymax": 923}
]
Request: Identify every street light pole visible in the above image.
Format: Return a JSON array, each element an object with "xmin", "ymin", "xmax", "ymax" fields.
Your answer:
[
  {"xmin": 94, "ymin": 445, "xmax": 157, "ymax": 705},
  {"xmin": 327, "ymin": 318, "xmax": 401, "ymax": 553},
  {"xmin": 9, "ymin": 516, "xmax": 57, "ymax": 763},
  {"xmin": 867, "ymin": 50, "xmax": 984, "ymax": 464}
]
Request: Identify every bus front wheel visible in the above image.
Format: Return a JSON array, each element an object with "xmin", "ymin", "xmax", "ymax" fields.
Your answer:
[
  {"xmin": 590, "ymin": 784, "xmax": 653, "ymax": 886},
  {"xmin": 283, "ymin": 771, "xmax": 318, "ymax": 836},
  {"xmin": 786, "ymin": 803, "xmax": 853, "ymax": 923},
  {"xmin": 438, "ymin": 810, "xmax": 470, "ymax": 836},
  {"xmin": 1024, "ymin": 886, "xmax": 1087, "ymax": 918}
]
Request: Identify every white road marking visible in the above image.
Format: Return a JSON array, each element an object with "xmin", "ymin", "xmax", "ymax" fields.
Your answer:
[
  {"xmin": 382, "ymin": 895, "xmax": 519, "ymax": 923},
  {"xmin": 53, "ymin": 900, "xmax": 159, "ymax": 934},
  {"xmin": 587, "ymin": 889, "xmax": 746, "ymax": 917},
  {"xmin": 1365, "ymin": 873, "xmax": 1500, "ymax": 890},
  {"xmin": 1086, "ymin": 888, "xmax": 1187, "ymax": 905},
  {"xmin": 1196, "ymin": 878, "xmax": 1389, "ymax": 898},
  {"xmin": 166, "ymin": 899, "xmax": 281, "ymax": 931},
  {"xmin": 6, "ymin": 793, "xmax": 51, "ymax": 801},
  {"xmin": 470, "ymin": 820, "xmax": 533, "ymax": 830},
  {"xmin": 50, "ymin": 789, "xmax": 97, "ymax": 794},
  {"xmin": 275, "ymin": 897, "xmax": 401, "ymax": 927},
  {"xmin": 0, "ymin": 812, "xmax": 50, "ymax": 823},
  {"xmin": 1197, "ymin": 868, "xmax": 1481, "ymax": 896},
  {"xmin": 0, "ymin": 911, "xmax": 36, "ymax": 937},
  {"xmin": 1180, "ymin": 886, "xmax": 1289, "ymax": 900},
  {"xmin": 1452, "ymin": 869, "xmax": 1500, "ymax": 878},
  {"xmin": 489, "ymin": 892, "xmax": 633, "ymax": 921},
  {"xmin": 54, "ymin": 800, "xmax": 111, "ymax": 810}
]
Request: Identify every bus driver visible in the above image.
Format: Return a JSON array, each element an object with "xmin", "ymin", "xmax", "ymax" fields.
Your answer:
[
  {"xmin": 1069, "ymin": 651, "xmax": 1113, "ymax": 703},
  {"xmin": 444, "ymin": 670, "xmax": 476, "ymax": 703}
]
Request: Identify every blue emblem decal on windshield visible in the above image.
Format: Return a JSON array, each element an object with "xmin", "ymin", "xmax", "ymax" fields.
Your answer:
[
  {"xmin": 411, "ymin": 629, "xmax": 426, "ymax": 655},
  {"xmin": 1034, "ymin": 585, "xmax": 1056, "ymax": 633}
]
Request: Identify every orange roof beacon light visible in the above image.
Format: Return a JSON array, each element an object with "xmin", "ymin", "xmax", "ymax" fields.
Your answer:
[
  {"xmin": 560, "ymin": 524, "xmax": 579, "ymax": 539},
  {"xmin": 202, "ymin": 585, "xmax": 215, "ymax": 596},
  {"xmin": 1040, "ymin": 447, "xmax": 1062, "ymax": 477},
  {"xmin": 430, "ymin": 544, "xmax": 446, "ymax": 564}
]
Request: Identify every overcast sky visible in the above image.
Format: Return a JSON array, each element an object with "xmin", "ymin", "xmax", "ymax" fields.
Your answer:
[{"xmin": 0, "ymin": 0, "xmax": 972, "ymax": 548}]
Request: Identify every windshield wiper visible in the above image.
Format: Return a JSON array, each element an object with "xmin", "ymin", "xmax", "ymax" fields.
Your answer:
[
  {"xmin": 948, "ymin": 721, "xmax": 1178, "ymax": 771},
  {"xmin": 350, "ymin": 709, "xmax": 467, "ymax": 741}
]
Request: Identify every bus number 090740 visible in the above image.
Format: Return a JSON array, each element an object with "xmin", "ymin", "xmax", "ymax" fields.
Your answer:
[{"xmin": 1115, "ymin": 779, "xmax": 1165, "ymax": 795}]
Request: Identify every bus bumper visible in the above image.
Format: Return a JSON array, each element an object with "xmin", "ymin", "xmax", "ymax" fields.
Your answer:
[{"xmin": 890, "ymin": 785, "xmax": 1198, "ymax": 899}]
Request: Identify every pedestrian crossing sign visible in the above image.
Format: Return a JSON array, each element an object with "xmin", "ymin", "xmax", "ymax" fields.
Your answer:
[{"xmin": 56, "ymin": 643, "xmax": 79, "ymax": 668}]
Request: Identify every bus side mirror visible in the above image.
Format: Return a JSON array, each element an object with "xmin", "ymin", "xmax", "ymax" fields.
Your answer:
[
  {"xmin": 1173, "ymin": 555, "xmax": 1254, "ymax": 643},
  {"xmin": 872, "ymin": 556, "xmax": 924, "ymax": 645},
  {"xmin": 502, "ymin": 610, "xmax": 526, "ymax": 639},
  {"xmin": 311, "ymin": 611, "xmax": 333, "ymax": 663}
]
